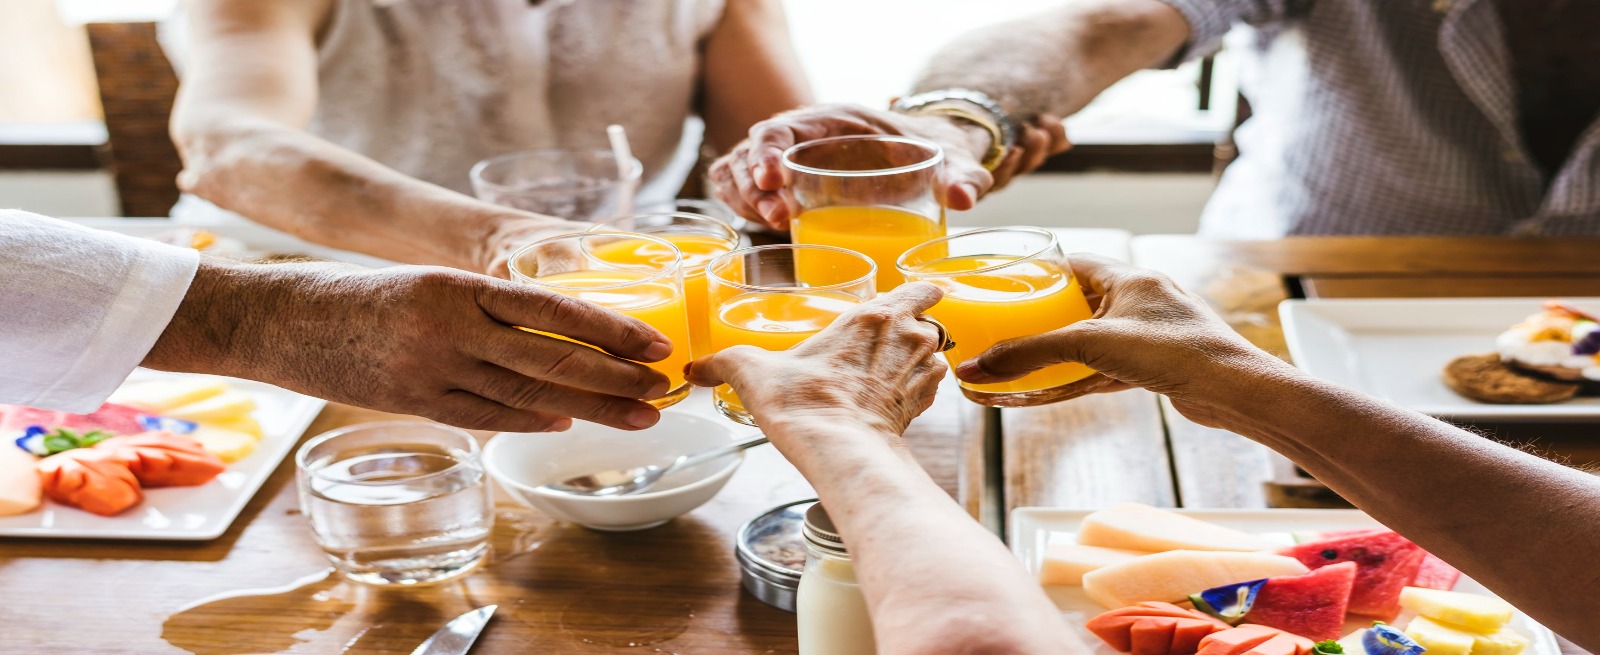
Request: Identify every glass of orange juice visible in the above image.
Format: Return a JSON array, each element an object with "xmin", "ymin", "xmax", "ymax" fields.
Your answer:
[
  {"xmin": 508, "ymin": 233, "xmax": 694, "ymax": 409},
  {"xmin": 898, "ymin": 227, "xmax": 1095, "ymax": 407},
  {"xmin": 705, "ymin": 245, "xmax": 877, "ymax": 425},
  {"xmin": 782, "ymin": 135, "xmax": 946, "ymax": 292},
  {"xmin": 587, "ymin": 212, "xmax": 741, "ymax": 361}
]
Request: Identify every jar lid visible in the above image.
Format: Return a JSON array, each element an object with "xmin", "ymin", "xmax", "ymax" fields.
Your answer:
[
  {"xmin": 802, "ymin": 503, "xmax": 847, "ymax": 556},
  {"xmin": 736, "ymin": 499, "xmax": 815, "ymax": 580}
]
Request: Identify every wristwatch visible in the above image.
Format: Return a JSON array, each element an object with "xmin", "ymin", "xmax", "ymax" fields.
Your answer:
[{"xmin": 891, "ymin": 89, "xmax": 1019, "ymax": 171}]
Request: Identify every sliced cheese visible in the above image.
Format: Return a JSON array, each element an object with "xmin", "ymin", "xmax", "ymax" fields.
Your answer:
[
  {"xmin": 109, "ymin": 378, "xmax": 228, "ymax": 413},
  {"xmin": 1040, "ymin": 543, "xmax": 1147, "ymax": 585},
  {"xmin": 1078, "ymin": 503, "xmax": 1279, "ymax": 552},
  {"xmin": 0, "ymin": 446, "xmax": 42, "ymax": 516},
  {"xmin": 164, "ymin": 390, "xmax": 257, "ymax": 423},
  {"xmin": 188, "ymin": 425, "xmax": 258, "ymax": 463}
]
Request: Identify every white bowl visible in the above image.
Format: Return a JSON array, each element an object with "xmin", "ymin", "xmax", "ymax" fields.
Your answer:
[{"xmin": 484, "ymin": 411, "xmax": 743, "ymax": 531}]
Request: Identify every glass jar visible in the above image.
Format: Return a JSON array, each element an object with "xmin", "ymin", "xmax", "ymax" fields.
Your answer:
[{"xmin": 796, "ymin": 504, "xmax": 876, "ymax": 655}]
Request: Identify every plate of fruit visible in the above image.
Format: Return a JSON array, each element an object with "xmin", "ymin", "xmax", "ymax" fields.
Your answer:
[
  {"xmin": 0, "ymin": 370, "xmax": 325, "ymax": 540},
  {"xmin": 1011, "ymin": 504, "xmax": 1559, "ymax": 655}
]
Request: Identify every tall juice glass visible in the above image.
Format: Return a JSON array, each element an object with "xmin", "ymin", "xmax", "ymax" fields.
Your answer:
[
  {"xmin": 509, "ymin": 233, "xmax": 694, "ymax": 409},
  {"xmin": 783, "ymin": 135, "xmax": 945, "ymax": 292},
  {"xmin": 587, "ymin": 212, "xmax": 742, "ymax": 360},
  {"xmin": 898, "ymin": 227, "xmax": 1095, "ymax": 407},
  {"xmin": 706, "ymin": 245, "xmax": 877, "ymax": 425}
]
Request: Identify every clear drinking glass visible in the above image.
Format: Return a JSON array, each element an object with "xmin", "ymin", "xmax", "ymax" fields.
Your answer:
[
  {"xmin": 509, "ymin": 232, "xmax": 694, "ymax": 408},
  {"xmin": 783, "ymin": 135, "xmax": 946, "ymax": 292},
  {"xmin": 471, "ymin": 149, "xmax": 643, "ymax": 221},
  {"xmin": 898, "ymin": 227, "xmax": 1096, "ymax": 407},
  {"xmin": 587, "ymin": 212, "xmax": 741, "ymax": 360},
  {"xmin": 705, "ymin": 244, "xmax": 876, "ymax": 425},
  {"xmin": 296, "ymin": 422, "xmax": 492, "ymax": 586}
]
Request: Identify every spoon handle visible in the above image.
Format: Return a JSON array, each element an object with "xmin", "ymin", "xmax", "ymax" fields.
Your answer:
[{"xmin": 678, "ymin": 433, "xmax": 769, "ymax": 469}]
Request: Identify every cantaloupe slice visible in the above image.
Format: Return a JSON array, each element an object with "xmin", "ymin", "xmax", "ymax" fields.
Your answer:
[
  {"xmin": 109, "ymin": 378, "xmax": 228, "ymax": 413},
  {"xmin": 1079, "ymin": 503, "xmax": 1280, "ymax": 552},
  {"xmin": 164, "ymin": 390, "xmax": 257, "ymax": 423},
  {"xmin": 0, "ymin": 446, "xmax": 41, "ymax": 516},
  {"xmin": 1082, "ymin": 550, "xmax": 1309, "ymax": 608},
  {"xmin": 1041, "ymin": 543, "xmax": 1148, "ymax": 585}
]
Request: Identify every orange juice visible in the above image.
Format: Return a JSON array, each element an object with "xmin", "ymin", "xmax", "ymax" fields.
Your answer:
[
  {"xmin": 589, "ymin": 234, "xmax": 735, "ymax": 359},
  {"xmin": 534, "ymin": 270, "xmax": 694, "ymax": 408},
  {"xmin": 918, "ymin": 255, "xmax": 1095, "ymax": 397},
  {"xmin": 708, "ymin": 290, "xmax": 862, "ymax": 420},
  {"xmin": 791, "ymin": 205, "xmax": 944, "ymax": 291}
]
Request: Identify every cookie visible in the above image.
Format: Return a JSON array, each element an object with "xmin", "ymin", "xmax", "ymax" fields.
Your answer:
[
  {"xmin": 1443, "ymin": 354, "xmax": 1581, "ymax": 404},
  {"xmin": 1508, "ymin": 360, "xmax": 1588, "ymax": 382}
]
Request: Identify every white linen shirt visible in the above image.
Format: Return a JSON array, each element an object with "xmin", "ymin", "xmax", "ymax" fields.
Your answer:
[{"xmin": 0, "ymin": 210, "xmax": 198, "ymax": 412}]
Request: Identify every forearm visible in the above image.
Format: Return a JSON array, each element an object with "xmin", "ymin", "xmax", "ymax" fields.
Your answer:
[
  {"xmin": 1212, "ymin": 363, "xmax": 1600, "ymax": 648},
  {"xmin": 771, "ymin": 419, "xmax": 1079, "ymax": 654},
  {"xmin": 174, "ymin": 117, "xmax": 498, "ymax": 269},
  {"xmin": 912, "ymin": 0, "xmax": 1189, "ymax": 117}
]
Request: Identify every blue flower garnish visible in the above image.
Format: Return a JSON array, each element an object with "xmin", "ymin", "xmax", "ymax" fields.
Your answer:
[
  {"xmin": 1364, "ymin": 622, "xmax": 1426, "ymax": 655},
  {"xmin": 137, "ymin": 414, "xmax": 198, "ymax": 434},
  {"xmin": 1189, "ymin": 579, "xmax": 1266, "ymax": 625}
]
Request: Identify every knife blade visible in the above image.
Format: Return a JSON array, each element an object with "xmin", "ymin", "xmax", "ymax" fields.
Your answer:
[{"xmin": 409, "ymin": 605, "xmax": 497, "ymax": 655}]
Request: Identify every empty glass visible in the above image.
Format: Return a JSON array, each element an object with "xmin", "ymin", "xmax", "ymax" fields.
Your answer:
[
  {"xmin": 296, "ymin": 422, "xmax": 492, "ymax": 586},
  {"xmin": 471, "ymin": 149, "xmax": 642, "ymax": 221}
]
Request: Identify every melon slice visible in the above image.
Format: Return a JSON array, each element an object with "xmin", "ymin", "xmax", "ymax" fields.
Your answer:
[
  {"xmin": 1398, "ymin": 586, "xmax": 1514, "ymax": 632},
  {"xmin": 1279, "ymin": 531, "xmax": 1425, "ymax": 620},
  {"xmin": 1083, "ymin": 550, "xmax": 1309, "ymax": 608},
  {"xmin": 1079, "ymin": 503, "xmax": 1280, "ymax": 553},
  {"xmin": 59, "ymin": 402, "xmax": 147, "ymax": 435},
  {"xmin": 1298, "ymin": 529, "xmax": 1461, "ymax": 591},
  {"xmin": 1041, "ymin": 543, "xmax": 1148, "ymax": 585},
  {"xmin": 0, "ymin": 445, "xmax": 42, "ymax": 516},
  {"xmin": 1244, "ymin": 561, "xmax": 1356, "ymax": 640}
]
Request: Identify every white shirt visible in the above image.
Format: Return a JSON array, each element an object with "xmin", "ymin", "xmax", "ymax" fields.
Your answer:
[{"xmin": 0, "ymin": 210, "xmax": 198, "ymax": 413}]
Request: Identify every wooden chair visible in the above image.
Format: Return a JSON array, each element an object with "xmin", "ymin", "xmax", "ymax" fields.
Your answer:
[{"xmin": 84, "ymin": 22, "xmax": 182, "ymax": 218}]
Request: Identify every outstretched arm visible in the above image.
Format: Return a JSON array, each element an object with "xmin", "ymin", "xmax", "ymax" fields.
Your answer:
[{"xmin": 959, "ymin": 255, "xmax": 1600, "ymax": 651}]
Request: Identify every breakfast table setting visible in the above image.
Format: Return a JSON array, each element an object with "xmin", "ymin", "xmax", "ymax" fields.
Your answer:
[{"xmin": 3, "ymin": 220, "xmax": 1596, "ymax": 653}]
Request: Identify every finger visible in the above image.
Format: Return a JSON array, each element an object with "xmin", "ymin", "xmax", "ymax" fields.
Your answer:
[
  {"xmin": 684, "ymin": 345, "xmax": 769, "ymax": 390},
  {"xmin": 1064, "ymin": 252, "xmax": 1141, "ymax": 298},
  {"xmin": 709, "ymin": 159, "xmax": 764, "ymax": 222},
  {"xmin": 728, "ymin": 149, "xmax": 791, "ymax": 229},
  {"xmin": 467, "ymin": 363, "xmax": 661, "ymax": 430},
  {"xmin": 941, "ymin": 158, "xmax": 995, "ymax": 211},
  {"xmin": 746, "ymin": 121, "xmax": 804, "ymax": 191},
  {"xmin": 988, "ymin": 146, "xmax": 1026, "ymax": 193},
  {"xmin": 1019, "ymin": 124, "xmax": 1052, "ymax": 173},
  {"xmin": 1038, "ymin": 114, "xmax": 1071, "ymax": 154},
  {"xmin": 476, "ymin": 279, "xmax": 673, "ymax": 363},
  {"xmin": 953, "ymin": 321, "xmax": 1105, "ymax": 384},
  {"xmin": 864, "ymin": 281, "xmax": 946, "ymax": 317},
  {"xmin": 429, "ymin": 390, "xmax": 576, "ymax": 433},
  {"xmin": 468, "ymin": 328, "xmax": 670, "ymax": 399}
]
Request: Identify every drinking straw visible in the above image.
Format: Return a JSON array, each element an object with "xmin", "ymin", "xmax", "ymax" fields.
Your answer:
[{"xmin": 607, "ymin": 124, "xmax": 634, "ymax": 182}]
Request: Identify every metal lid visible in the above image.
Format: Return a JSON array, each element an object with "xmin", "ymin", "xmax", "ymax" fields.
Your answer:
[
  {"xmin": 802, "ymin": 503, "xmax": 848, "ymax": 557},
  {"xmin": 736, "ymin": 499, "xmax": 815, "ymax": 581}
]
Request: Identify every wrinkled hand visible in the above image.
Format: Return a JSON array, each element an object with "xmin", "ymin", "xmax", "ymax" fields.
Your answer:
[
  {"xmin": 150, "ymin": 261, "xmax": 676, "ymax": 432},
  {"xmin": 686, "ymin": 283, "xmax": 950, "ymax": 436},
  {"xmin": 710, "ymin": 103, "xmax": 1069, "ymax": 230},
  {"xmin": 953, "ymin": 255, "xmax": 1288, "ymax": 427},
  {"xmin": 481, "ymin": 214, "xmax": 592, "ymax": 279}
]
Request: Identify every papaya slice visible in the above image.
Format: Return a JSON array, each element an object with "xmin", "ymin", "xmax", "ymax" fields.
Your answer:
[
  {"xmin": 1132, "ymin": 618, "xmax": 1179, "ymax": 655},
  {"xmin": 1197, "ymin": 625, "xmax": 1282, "ymax": 655}
]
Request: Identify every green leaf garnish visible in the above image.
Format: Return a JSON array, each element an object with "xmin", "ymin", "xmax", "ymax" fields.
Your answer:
[
  {"xmin": 38, "ymin": 428, "xmax": 116, "ymax": 455},
  {"xmin": 1314, "ymin": 640, "xmax": 1345, "ymax": 655}
]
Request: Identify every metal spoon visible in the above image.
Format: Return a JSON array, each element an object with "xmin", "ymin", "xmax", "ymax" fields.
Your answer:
[{"xmin": 540, "ymin": 433, "xmax": 770, "ymax": 497}]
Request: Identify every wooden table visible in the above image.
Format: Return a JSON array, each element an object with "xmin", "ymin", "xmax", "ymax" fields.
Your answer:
[{"xmin": 6, "ymin": 234, "xmax": 1598, "ymax": 653}]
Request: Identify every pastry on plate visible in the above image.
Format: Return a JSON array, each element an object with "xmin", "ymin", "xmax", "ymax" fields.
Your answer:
[
  {"xmin": 1443, "ymin": 354, "xmax": 1580, "ymax": 404},
  {"xmin": 1495, "ymin": 302, "xmax": 1600, "ymax": 382}
]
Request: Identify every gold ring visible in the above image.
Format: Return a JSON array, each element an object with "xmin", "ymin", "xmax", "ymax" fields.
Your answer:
[{"xmin": 916, "ymin": 315, "xmax": 957, "ymax": 352}]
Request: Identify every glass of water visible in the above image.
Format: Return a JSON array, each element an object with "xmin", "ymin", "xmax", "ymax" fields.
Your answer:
[
  {"xmin": 295, "ymin": 422, "xmax": 493, "ymax": 586},
  {"xmin": 470, "ymin": 149, "xmax": 643, "ymax": 221}
]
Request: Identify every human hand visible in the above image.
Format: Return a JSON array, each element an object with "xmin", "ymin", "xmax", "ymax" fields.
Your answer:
[
  {"xmin": 147, "ymin": 261, "xmax": 676, "ymax": 432},
  {"xmin": 952, "ymin": 255, "xmax": 1291, "ymax": 427},
  {"xmin": 709, "ymin": 103, "xmax": 1068, "ymax": 229},
  {"xmin": 685, "ymin": 282, "xmax": 949, "ymax": 437},
  {"xmin": 479, "ymin": 213, "xmax": 592, "ymax": 279}
]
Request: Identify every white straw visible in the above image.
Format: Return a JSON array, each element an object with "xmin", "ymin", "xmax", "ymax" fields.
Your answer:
[{"xmin": 606, "ymin": 124, "xmax": 634, "ymax": 181}]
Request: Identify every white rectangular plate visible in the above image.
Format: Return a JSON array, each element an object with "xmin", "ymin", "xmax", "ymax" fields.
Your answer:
[
  {"xmin": 0, "ymin": 370, "xmax": 326, "ymax": 540},
  {"xmin": 1010, "ymin": 508, "xmax": 1561, "ymax": 655},
  {"xmin": 1280, "ymin": 298, "xmax": 1600, "ymax": 420}
]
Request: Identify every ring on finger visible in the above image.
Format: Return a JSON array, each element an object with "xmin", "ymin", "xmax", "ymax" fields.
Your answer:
[{"xmin": 915, "ymin": 315, "xmax": 957, "ymax": 352}]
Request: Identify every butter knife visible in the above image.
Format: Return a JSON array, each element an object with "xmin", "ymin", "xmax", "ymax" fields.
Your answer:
[{"xmin": 410, "ymin": 605, "xmax": 497, "ymax": 655}]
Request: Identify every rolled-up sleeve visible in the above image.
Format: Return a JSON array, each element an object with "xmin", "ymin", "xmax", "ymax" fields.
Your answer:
[
  {"xmin": 0, "ymin": 210, "xmax": 199, "ymax": 412},
  {"xmin": 1155, "ymin": 0, "xmax": 1307, "ymax": 63}
]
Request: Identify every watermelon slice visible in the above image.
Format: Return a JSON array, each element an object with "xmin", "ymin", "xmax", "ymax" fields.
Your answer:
[
  {"xmin": 1244, "ymin": 561, "xmax": 1356, "ymax": 641},
  {"xmin": 1, "ymin": 406, "xmax": 65, "ymax": 434},
  {"xmin": 1297, "ymin": 529, "xmax": 1461, "ymax": 591},
  {"xmin": 1279, "ymin": 531, "xmax": 1424, "ymax": 620},
  {"xmin": 60, "ymin": 403, "xmax": 148, "ymax": 435}
]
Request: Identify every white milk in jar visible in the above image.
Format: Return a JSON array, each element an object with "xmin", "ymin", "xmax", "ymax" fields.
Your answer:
[{"xmin": 796, "ymin": 503, "xmax": 875, "ymax": 655}]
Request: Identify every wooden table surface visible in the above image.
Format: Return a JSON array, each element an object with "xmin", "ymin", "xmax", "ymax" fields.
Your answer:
[{"xmin": 5, "ymin": 233, "xmax": 1598, "ymax": 653}]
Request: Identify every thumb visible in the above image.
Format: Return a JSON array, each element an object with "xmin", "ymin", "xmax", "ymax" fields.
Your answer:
[
  {"xmin": 684, "ymin": 345, "xmax": 767, "ymax": 389},
  {"xmin": 954, "ymin": 321, "xmax": 1103, "ymax": 384},
  {"xmin": 940, "ymin": 159, "xmax": 994, "ymax": 211}
]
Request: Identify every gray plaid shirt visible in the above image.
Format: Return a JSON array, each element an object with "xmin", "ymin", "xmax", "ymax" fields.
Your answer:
[{"xmin": 1160, "ymin": 0, "xmax": 1600, "ymax": 237}]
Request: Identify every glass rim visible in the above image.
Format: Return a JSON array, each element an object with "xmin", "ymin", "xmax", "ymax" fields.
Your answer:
[
  {"xmin": 896, "ymin": 226, "xmax": 1062, "ymax": 278},
  {"xmin": 295, "ymin": 421, "xmax": 479, "ymax": 488},
  {"xmin": 781, "ymin": 135, "xmax": 945, "ymax": 178},
  {"xmin": 586, "ymin": 211, "xmax": 741, "ymax": 245},
  {"xmin": 469, "ymin": 148, "xmax": 644, "ymax": 194},
  {"xmin": 705, "ymin": 243, "xmax": 878, "ymax": 293},
  {"xmin": 510, "ymin": 231, "xmax": 683, "ymax": 291}
]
